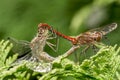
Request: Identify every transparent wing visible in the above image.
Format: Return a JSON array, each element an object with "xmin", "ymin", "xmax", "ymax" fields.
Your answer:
[
  {"xmin": 87, "ymin": 23, "xmax": 117, "ymax": 35},
  {"xmin": 7, "ymin": 37, "xmax": 31, "ymax": 58}
]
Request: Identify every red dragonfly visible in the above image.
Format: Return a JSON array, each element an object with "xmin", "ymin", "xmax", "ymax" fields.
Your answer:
[
  {"xmin": 39, "ymin": 23, "xmax": 117, "ymax": 46},
  {"xmin": 38, "ymin": 23, "xmax": 117, "ymax": 60}
]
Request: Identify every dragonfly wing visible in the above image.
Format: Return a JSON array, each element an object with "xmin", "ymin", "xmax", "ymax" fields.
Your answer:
[
  {"xmin": 100, "ymin": 23, "xmax": 117, "ymax": 35},
  {"xmin": 87, "ymin": 23, "xmax": 117, "ymax": 35},
  {"xmin": 7, "ymin": 37, "xmax": 31, "ymax": 58}
]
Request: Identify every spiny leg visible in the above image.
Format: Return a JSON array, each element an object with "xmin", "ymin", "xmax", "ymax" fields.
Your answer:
[
  {"xmin": 46, "ymin": 41, "xmax": 57, "ymax": 52},
  {"xmin": 47, "ymin": 36, "xmax": 57, "ymax": 40},
  {"xmin": 47, "ymin": 33, "xmax": 59, "ymax": 53},
  {"xmin": 103, "ymin": 35, "xmax": 110, "ymax": 45},
  {"xmin": 91, "ymin": 44, "xmax": 99, "ymax": 54},
  {"xmin": 55, "ymin": 35, "xmax": 59, "ymax": 53},
  {"xmin": 74, "ymin": 51, "xmax": 78, "ymax": 63},
  {"xmin": 78, "ymin": 45, "xmax": 90, "ymax": 64},
  {"xmin": 47, "ymin": 27, "xmax": 57, "ymax": 40}
]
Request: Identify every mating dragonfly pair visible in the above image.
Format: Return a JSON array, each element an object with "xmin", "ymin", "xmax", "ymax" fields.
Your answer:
[{"xmin": 9, "ymin": 23, "xmax": 117, "ymax": 72}]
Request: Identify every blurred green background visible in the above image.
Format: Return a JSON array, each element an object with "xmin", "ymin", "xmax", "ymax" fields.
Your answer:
[{"xmin": 0, "ymin": 0, "xmax": 120, "ymax": 58}]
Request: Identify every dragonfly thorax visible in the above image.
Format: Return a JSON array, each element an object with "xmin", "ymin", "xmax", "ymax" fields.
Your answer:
[
  {"xmin": 76, "ymin": 31, "xmax": 102, "ymax": 45},
  {"xmin": 30, "ymin": 25, "xmax": 50, "ymax": 61}
]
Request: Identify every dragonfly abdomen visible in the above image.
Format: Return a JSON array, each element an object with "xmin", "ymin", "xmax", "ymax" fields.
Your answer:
[{"xmin": 52, "ymin": 29, "xmax": 77, "ymax": 45}]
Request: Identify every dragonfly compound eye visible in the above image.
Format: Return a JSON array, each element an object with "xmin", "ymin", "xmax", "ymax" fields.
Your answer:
[{"xmin": 38, "ymin": 23, "xmax": 51, "ymax": 30}]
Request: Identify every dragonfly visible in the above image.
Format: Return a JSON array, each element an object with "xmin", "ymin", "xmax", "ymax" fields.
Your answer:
[
  {"xmin": 51, "ymin": 23, "xmax": 117, "ymax": 45},
  {"xmin": 8, "ymin": 23, "xmax": 58, "ymax": 73},
  {"xmin": 39, "ymin": 23, "xmax": 117, "ymax": 58}
]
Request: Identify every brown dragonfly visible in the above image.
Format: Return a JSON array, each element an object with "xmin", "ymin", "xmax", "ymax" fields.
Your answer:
[
  {"xmin": 52, "ymin": 23, "xmax": 117, "ymax": 45},
  {"xmin": 8, "ymin": 23, "xmax": 58, "ymax": 73},
  {"xmin": 38, "ymin": 23, "xmax": 117, "ymax": 58}
]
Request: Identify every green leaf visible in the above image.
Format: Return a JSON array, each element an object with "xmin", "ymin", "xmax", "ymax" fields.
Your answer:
[
  {"xmin": 40, "ymin": 44, "xmax": 120, "ymax": 80},
  {"xmin": 0, "ymin": 40, "xmax": 119, "ymax": 80},
  {"xmin": 0, "ymin": 40, "xmax": 13, "ymax": 67}
]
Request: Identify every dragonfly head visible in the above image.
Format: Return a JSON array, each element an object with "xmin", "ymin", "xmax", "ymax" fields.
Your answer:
[
  {"xmin": 38, "ymin": 23, "xmax": 52, "ymax": 36},
  {"xmin": 38, "ymin": 23, "xmax": 51, "ymax": 30}
]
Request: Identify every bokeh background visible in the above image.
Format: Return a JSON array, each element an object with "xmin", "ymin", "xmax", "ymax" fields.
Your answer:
[{"xmin": 0, "ymin": 0, "xmax": 120, "ymax": 60}]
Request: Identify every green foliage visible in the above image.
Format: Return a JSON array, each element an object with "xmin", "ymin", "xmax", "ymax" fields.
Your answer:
[
  {"xmin": 40, "ymin": 45, "xmax": 120, "ymax": 80},
  {"xmin": 0, "ymin": 40, "xmax": 36, "ymax": 80},
  {"xmin": 0, "ymin": 40, "xmax": 120, "ymax": 80},
  {"xmin": 0, "ymin": 40, "xmax": 17, "ymax": 67}
]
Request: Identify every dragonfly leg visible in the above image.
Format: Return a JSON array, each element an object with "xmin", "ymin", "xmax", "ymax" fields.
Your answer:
[
  {"xmin": 47, "ymin": 36, "xmax": 56, "ymax": 40},
  {"xmin": 80, "ymin": 46, "xmax": 90, "ymax": 55},
  {"xmin": 74, "ymin": 51, "xmax": 78, "ymax": 63},
  {"xmin": 78, "ymin": 45, "xmax": 90, "ymax": 64},
  {"xmin": 47, "ymin": 35, "xmax": 59, "ymax": 53},
  {"xmin": 46, "ymin": 41, "xmax": 58, "ymax": 52},
  {"xmin": 92, "ymin": 44, "xmax": 99, "ymax": 54},
  {"xmin": 103, "ymin": 35, "xmax": 110, "ymax": 45},
  {"xmin": 47, "ymin": 30, "xmax": 57, "ymax": 40}
]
